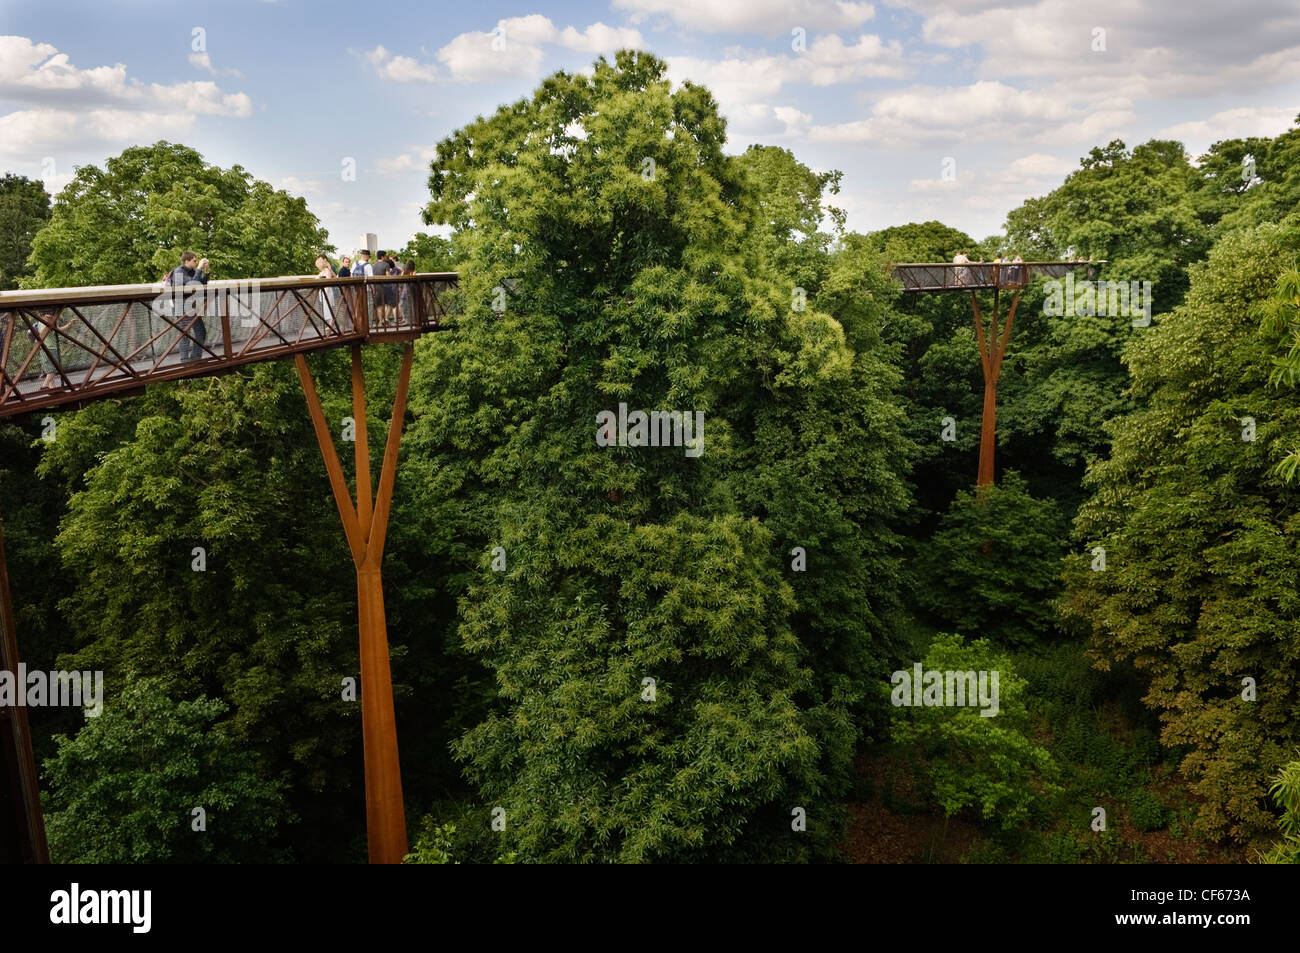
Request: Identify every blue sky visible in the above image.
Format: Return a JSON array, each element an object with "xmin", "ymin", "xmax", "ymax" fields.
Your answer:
[{"xmin": 2, "ymin": 0, "xmax": 1298, "ymax": 264}]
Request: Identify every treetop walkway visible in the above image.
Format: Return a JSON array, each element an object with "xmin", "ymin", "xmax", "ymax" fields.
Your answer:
[
  {"xmin": 890, "ymin": 260, "xmax": 1097, "ymax": 292},
  {"xmin": 890, "ymin": 258, "xmax": 1106, "ymax": 489},
  {"xmin": 0, "ymin": 272, "xmax": 458, "ymax": 420}
]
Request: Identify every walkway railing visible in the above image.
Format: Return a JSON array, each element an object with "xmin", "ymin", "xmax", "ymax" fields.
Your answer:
[
  {"xmin": 891, "ymin": 261, "xmax": 1099, "ymax": 292},
  {"xmin": 0, "ymin": 272, "xmax": 458, "ymax": 419}
]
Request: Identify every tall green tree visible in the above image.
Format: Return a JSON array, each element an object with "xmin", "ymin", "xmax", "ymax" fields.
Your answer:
[
  {"xmin": 43, "ymin": 678, "xmax": 292, "ymax": 863},
  {"xmin": 0, "ymin": 173, "xmax": 50, "ymax": 289},
  {"xmin": 889, "ymin": 633, "xmax": 1057, "ymax": 828},
  {"xmin": 1193, "ymin": 117, "xmax": 1300, "ymax": 234},
  {"xmin": 1063, "ymin": 216, "xmax": 1300, "ymax": 841},
  {"xmin": 15, "ymin": 141, "xmax": 371, "ymax": 860},
  {"xmin": 411, "ymin": 50, "xmax": 910, "ymax": 861},
  {"xmin": 1005, "ymin": 139, "xmax": 1210, "ymax": 312},
  {"xmin": 24, "ymin": 140, "xmax": 328, "ymax": 287}
]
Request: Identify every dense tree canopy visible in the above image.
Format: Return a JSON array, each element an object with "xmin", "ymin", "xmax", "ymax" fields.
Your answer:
[
  {"xmin": 25, "ymin": 141, "xmax": 328, "ymax": 287},
  {"xmin": 1063, "ymin": 217, "xmax": 1300, "ymax": 841},
  {"xmin": 0, "ymin": 173, "xmax": 50, "ymax": 290},
  {"xmin": 3, "ymin": 52, "xmax": 1298, "ymax": 866},
  {"xmin": 412, "ymin": 50, "xmax": 909, "ymax": 861}
]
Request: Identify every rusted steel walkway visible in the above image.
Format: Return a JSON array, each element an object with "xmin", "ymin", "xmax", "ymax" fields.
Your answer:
[
  {"xmin": 891, "ymin": 261, "xmax": 1097, "ymax": 292},
  {"xmin": 0, "ymin": 272, "xmax": 458, "ymax": 419}
]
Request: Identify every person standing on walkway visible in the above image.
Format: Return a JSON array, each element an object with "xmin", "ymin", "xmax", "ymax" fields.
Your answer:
[
  {"xmin": 170, "ymin": 251, "xmax": 210, "ymax": 361},
  {"xmin": 316, "ymin": 254, "xmax": 338, "ymax": 331},
  {"xmin": 370, "ymin": 249, "xmax": 394, "ymax": 325}
]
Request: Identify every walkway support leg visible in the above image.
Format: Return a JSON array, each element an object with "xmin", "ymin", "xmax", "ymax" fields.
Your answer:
[
  {"xmin": 0, "ymin": 510, "xmax": 49, "ymax": 863},
  {"xmin": 295, "ymin": 343, "xmax": 413, "ymax": 864},
  {"xmin": 970, "ymin": 289, "xmax": 1021, "ymax": 494}
]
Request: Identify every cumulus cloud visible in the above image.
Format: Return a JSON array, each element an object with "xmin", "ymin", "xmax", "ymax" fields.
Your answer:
[
  {"xmin": 0, "ymin": 36, "xmax": 250, "ymax": 113},
  {"xmin": 904, "ymin": 0, "xmax": 1300, "ymax": 98},
  {"xmin": 364, "ymin": 17, "xmax": 645, "ymax": 84},
  {"xmin": 376, "ymin": 144, "xmax": 440, "ymax": 176},
  {"xmin": 188, "ymin": 52, "xmax": 242, "ymax": 78},
  {"xmin": 0, "ymin": 36, "xmax": 251, "ymax": 156},
  {"xmin": 613, "ymin": 0, "xmax": 875, "ymax": 34},
  {"xmin": 1159, "ymin": 106, "xmax": 1298, "ymax": 155}
]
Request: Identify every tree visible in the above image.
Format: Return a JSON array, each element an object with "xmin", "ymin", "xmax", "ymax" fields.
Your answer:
[
  {"xmin": 0, "ymin": 173, "xmax": 50, "ymax": 289},
  {"xmin": 918, "ymin": 472, "xmax": 1069, "ymax": 645},
  {"xmin": 1193, "ymin": 117, "xmax": 1300, "ymax": 234},
  {"xmin": 36, "ymin": 358, "xmax": 387, "ymax": 860},
  {"xmin": 1264, "ymin": 265, "xmax": 1300, "ymax": 481},
  {"xmin": 412, "ymin": 50, "xmax": 911, "ymax": 861},
  {"xmin": 1259, "ymin": 755, "xmax": 1300, "ymax": 864},
  {"xmin": 399, "ymin": 232, "xmax": 458, "ymax": 272},
  {"xmin": 1062, "ymin": 216, "xmax": 1300, "ymax": 841},
  {"xmin": 889, "ymin": 632, "xmax": 1057, "ymax": 828},
  {"xmin": 42, "ymin": 678, "xmax": 291, "ymax": 863},
  {"xmin": 24, "ymin": 140, "xmax": 328, "ymax": 287},
  {"xmin": 1005, "ymin": 139, "xmax": 1210, "ymax": 313},
  {"xmin": 836, "ymin": 225, "xmax": 984, "ymax": 520}
]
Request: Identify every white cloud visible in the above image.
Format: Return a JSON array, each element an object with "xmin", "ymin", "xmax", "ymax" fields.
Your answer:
[
  {"xmin": 613, "ymin": 0, "xmax": 875, "ymax": 34},
  {"xmin": 0, "ymin": 36, "xmax": 251, "ymax": 156},
  {"xmin": 0, "ymin": 108, "xmax": 200, "ymax": 155},
  {"xmin": 665, "ymin": 32, "xmax": 904, "ymax": 140},
  {"xmin": 758, "ymin": 81, "xmax": 1135, "ymax": 149},
  {"xmin": 365, "ymin": 17, "xmax": 645, "ymax": 85},
  {"xmin": 376, "ymin": 144, "xmax": 438, "ymax": 176},
  {"xmin": 188, "ymin": 52, "xmax": 242, "ymax": 78},
  {"xmin": 902, "ymin": 0, "xmax": 1300, "ymax": 99},
  {"xmin": 365, "ymin": 45, "xmax": 442, "ymax": 83},
  {"xmin": 1159, "ymin": 106, "xmax": 1298, "ymax": 154}
]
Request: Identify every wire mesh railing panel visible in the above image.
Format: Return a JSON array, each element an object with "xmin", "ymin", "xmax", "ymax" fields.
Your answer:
[{"xmin": 0, "ymin": 273, "xmax": 456, "ymax": 418}]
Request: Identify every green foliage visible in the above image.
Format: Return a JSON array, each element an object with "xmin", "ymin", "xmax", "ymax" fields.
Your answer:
[
  {"xmin": 889, "ymin": 633, "xmax": 1057, "ymax": 828},
  {"xmin": 1005, "ymin": 139, "xmax": 1210, "ymax": 313},
  {"xmin": 412, "ymin": 50, "xmax": 910, "ymax": 861},
  {"xmin": 0, "ymin": 173, "xmax": 51, "ymax": 289},
  {"xmin": 836, "ymin": 226, "xmax": 982, "ymax": 520},
  {"xmin": 402, "ymin": 816, "xmax": 518, "ymax": 865},
  {"xmin": 399, "ymin": 232, "xmax": 459, "ymax": 272},
  {"xmin": 1127, "ymin": 789, "xmax": 1169, "ymax": 832},
  {"xmin": 36, "ymin": 359, "xmax": 375, "ymax": 860},
  {"xmin": 917, "ymin": 473, "xmax": 1068, "ymax": 644},
  {"xmin": 405, "ymin": 819, "xmax": 459, "ymax": 864},
  {"xmin": 733, "ymin": 144, "xmax": 843, "ymax": 295},
  {"xmin": 1264, "ymin": 265, "xmax": 1300, "ymax": 480},
  {"xmin": 1063, "ymin": 217, "xmax": 1300, "ymax": 841},
  {"xmin": 42, "ymin": 678, "xmax": 291, "ymax": 863},
  {"xmin": 1194, "ymin": 117, "xmax": 1300, "ymax": 234},
  {"xmin": 1259, "ymin": 756, "xmax": 1300, "ymax": 863},
  {"xmin": 24, "ymin": 140, "xmax": 328, "ymax": 287}
]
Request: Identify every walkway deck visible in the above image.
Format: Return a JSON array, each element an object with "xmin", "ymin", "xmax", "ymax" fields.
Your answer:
[{"xmin": 0, "ymin": 273, "xmax": 458, "ymax": 419}]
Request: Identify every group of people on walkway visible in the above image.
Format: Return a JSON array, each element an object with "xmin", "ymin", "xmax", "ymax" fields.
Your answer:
[
  {"xmin": 315, "ymin": 250, "xmax": 418, "ymax": 327},
  {"xmin": 951, "ymin": 252, "xmax": 1026, "ymax": 287},
  {"xmin": 6, "ymin": 249, "xmax": 426, "ymax": 393}
]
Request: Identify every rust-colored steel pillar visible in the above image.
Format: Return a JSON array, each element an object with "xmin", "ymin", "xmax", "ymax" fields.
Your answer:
[
  {"xmin": 970, "ymin": 288, "xmax": 1021, "ymax": 494},
  {"xmin": 0, "ymin": 510, "xmax": 49, "ymax": 863},
  {"xmin": 296, "ymin": 342, "xmax": 413, "ymax": 864}
]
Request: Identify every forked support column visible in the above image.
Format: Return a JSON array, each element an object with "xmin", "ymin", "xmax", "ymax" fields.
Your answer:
[
  {"xmin": 296, "ymin": 342, "xmax": 412, "ymax": 864},
  {"xmin": 970, "ymin": 288, "xmax": 1022, "ymax": 493},
  {"xmin": 0, "ymin": 510, "xmax": 49, "ymax": 863}
]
